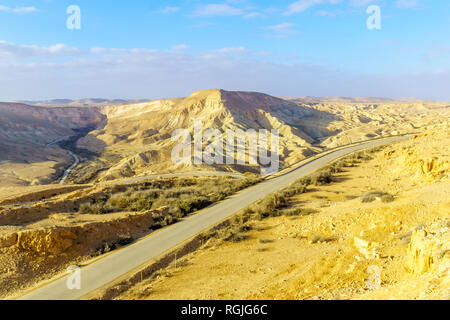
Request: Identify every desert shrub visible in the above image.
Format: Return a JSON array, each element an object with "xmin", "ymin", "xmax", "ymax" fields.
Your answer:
[
  {"xmin": 150, "ymin": 214, "xmax": 178, "ymax": 230},
  {"xmin": 200, "ymin": 213, "xmax": 252, "ymax": 243},
  {"xmin": 362, "ymin": 191, "xmax": 395, "ymax": 203},
  {"xmin": 162, "ymin": 215, "xmax": 178, "ymax": 226},
  {"xmin": 243, "ymin": 172, "xmax": 258, "ymax": 178},
  {"xmin": 78, "ymin": 202, "xmax": 109, "ymax": 215},
  {"xmin": 78, "ymin": 202, "xmax": 92, "ymax": 214},
  {"xmin": 311, "ymin": 170, "xmax": 333, "ymax": 186},
  {"xmin": 326, "ymin": 161, "xmax": 346, "ymax": 173},
  {"xmin": 219, "ymin": 222, "xmax": 252, "ymax": 243},
  {"xmin": 93, "ymin": 242, "xmax": 116, "ymax": 256},
  {"xmin": 310, "ymin": 234, "xmax": 336, "ymax": 244},
  {"xmin": 107, "ymin": 193, "xmax": 131, "ymax": 209},
  {"xmin": 380, "ymin": 193, "xmax": 395, "ymax": 203},
  {"xmin": 282, "ymin": 184, "xmax": 308, "ymax": 197},
  {"xmin": 177, "ymin": 197, "xmax": 213, "ymax": 215},
  {"xmin": 106, "ymin": 190, "xmax": 156, "ymax": 212},
  {"xmin": 92, "ymin": 235, "xmax": 135, "ymax": 257},
  {"xmin": 295, "ymin": 176, "xmax": 312, "ymax": 186},
  {"xmin": 338, "ymin": 160, "xmax": 350, "ymax": 167},
  {"xmin": 280, "ymin": 207, "xmax": 318, "ymax": 217},
  {"xmin": 117, "ymin": 235, "xmax": 134, "ymax": 246},
  {"xmin": 128, "ymin": 196, "xmax": 154, "ymax": 212},
  {"xmin": 242, "ymin": 207, "xmax": 255, "ymax": 220},
  {"xmin": 254, "ymin": 193, "xmax": 288, "ymax": 219},
  {"xmin": 77, "ymin": 177, "xmax": 261, "ymax": 222}
]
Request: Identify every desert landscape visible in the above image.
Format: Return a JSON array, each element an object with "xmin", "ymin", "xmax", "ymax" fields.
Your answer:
[
  {"xmin": 116, "ymin": 128, "xmax": 449, "ymax": 300},
  {"xmin": 1, "ymin": 0, "xmax": 449, "ymax": 304},
  {"xmin": 0, "ymin": 89, "xmax": 448, "ymax": 300},
  {"xmin": 1, "ymin": 89, "xmax": 448, "ymax": 186}
]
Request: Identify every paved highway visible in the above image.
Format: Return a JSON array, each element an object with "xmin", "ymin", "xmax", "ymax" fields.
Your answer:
[
  {"xmin": 18, "ymin": 135, "xmax": 411, "ymax": 300},
  {"xmin": 59, "ymin": 150, "xmax": 80, "ymax": 185}
]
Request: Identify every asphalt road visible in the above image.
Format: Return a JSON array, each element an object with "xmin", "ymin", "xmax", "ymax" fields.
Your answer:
[
  {"xmin": 18, "ymin": 135, "xmax": 411, "ymax": 300},
  {"xmin": 59, "ymin": 150, "xmax": 80, "ymax": 185}
]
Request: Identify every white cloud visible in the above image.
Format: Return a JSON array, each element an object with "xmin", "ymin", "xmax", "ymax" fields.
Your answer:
[
  {"xmin": 316, "ymin": 9, "xmax": 344, "ymax": 17},
  {"xmin": 0, "ymin": 5, "xmax": 36, "ymax": 13},
  {"xmin": 243, "ymin": 12, "xmax": 264, "ymax": 19},
  {"xmin": 284, "ymin": 0, "xmax": 345, "ymax": 15},
  {"xmin": 208, "ymin": 47, "xmax": 247, "ymax": 54},
  {"xmin": 156, "ymin": 6, "xmax": 180, "ymax": 14},
  {"xmin": 349, "ymin": 0, "xmax": 378, "ymax": 6},
  {"xmin": 89, "ymin": 47, "xmax": 157, "ymax": 55},
  {"xmin": 266, "ymin": 23, "xmax": 296, "ymax": 32},
  {"xmin": 285, "ymin": 0, "xmax": 325, "ymax": 15},
  {"xmin": 192, "ymin": 4, "xmax": 244, "ymax": 17},
  {"xmin": 395, "ymin": 0, "xmax": 418, "ymax": 9},
  {"xmin": 1, "ymin": 42, "xmax": 449, "ymax": 102},
  {"xmin": 172, "ymin": 44, "xmax": 190, "ymax": 50},
  {"xmin": 0, "ymin": 41, "xmax": 79, "ymax": 58},
  {"xmin": 190, "ymin": 3, "xmax": 268, "ymax": 19},
  {"xmin": 264, "ymin": 23, "xmax": 298, "ymax": 38}
]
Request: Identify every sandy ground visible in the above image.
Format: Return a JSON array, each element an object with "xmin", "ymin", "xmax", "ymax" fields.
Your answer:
[{"xmin": 118, "ymin": 129, "xmax": 449, "ymax": 300}]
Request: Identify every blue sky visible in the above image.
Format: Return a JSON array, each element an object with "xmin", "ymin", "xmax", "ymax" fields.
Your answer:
[{"xmin": 0, "ymin": 0, "xmax": 449, "ymax": 101}]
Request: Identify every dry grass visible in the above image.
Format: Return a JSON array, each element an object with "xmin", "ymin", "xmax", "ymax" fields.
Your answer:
[{"xmin": 78, "ymin": 176, "xmax": 261, "ymax": 218}]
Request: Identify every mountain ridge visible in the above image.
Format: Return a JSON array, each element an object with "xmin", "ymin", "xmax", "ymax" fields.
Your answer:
[{"xmin": 0, "ymin": 89, "xmax": 448, "ymax": 186}]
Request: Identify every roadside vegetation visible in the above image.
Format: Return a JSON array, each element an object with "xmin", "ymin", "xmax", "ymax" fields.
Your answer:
[
  {"xmin": 79, "ymin": 147, "xmax": 388, "ymax": 247},
  {"xmin": 201, "ymin": 147, "xmax": 389, "ymax": 243},
  {"xmin": 78, "ymin": 176, "xmax": 261, "ymax": 219}
]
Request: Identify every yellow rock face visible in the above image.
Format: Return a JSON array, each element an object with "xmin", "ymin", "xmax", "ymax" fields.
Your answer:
[
  {"xmin": 407, "ymin": 224, "xmax": 450, "ymax": 276},
  {"xmin": 408, "ymin": 230, "xmax": 435, "ymax": 275},
  {"xmin": 17, "ymin": 228, "xmax": 78, "ymax": 255}
]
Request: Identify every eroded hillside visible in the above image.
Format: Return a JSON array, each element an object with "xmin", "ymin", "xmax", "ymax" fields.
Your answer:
[
  {"xmin": 71, "ymin": 90, "xmax": 447, "ymax": 183},
  {"xmin": 0, "ymin": 90, "xmax": 447, "ymax": 189},
  {"xmin": 0, "ymin": 103, "xmax": 104, "ymax": 186},
  {"xmin": 75, "ymin": 89, "xmax": 317, "ymax": 182}
]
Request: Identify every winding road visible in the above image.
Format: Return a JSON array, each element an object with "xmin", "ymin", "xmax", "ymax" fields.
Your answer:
[
  {"xmin": 59, "ymin": 150, "xmax": 80, "ymax": 185},
  {"xmin": 18, "ymin": 135, "xmax": 411, "ymax": 300},
  {"xmin": 46, "ymin": 138, "xmax": 81, "ymax": 185}
]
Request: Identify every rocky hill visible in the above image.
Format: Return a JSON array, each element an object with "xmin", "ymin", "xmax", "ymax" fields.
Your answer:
[
  {"xmin": 15, "ymin": 98, "xmax": 148, "ymax": 108},
  {"xmin": 77, "ymin": 89, "xmax": 319, "ymax": 181},
  {"xmin": 1, "ymin": 89, "xmax": 448, "ymax": 186}
]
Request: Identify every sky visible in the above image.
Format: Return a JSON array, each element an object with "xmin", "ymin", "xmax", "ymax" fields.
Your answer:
[{"xmin": 0, "ymin": 0, "xmax": 449, "ymax": 101}]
